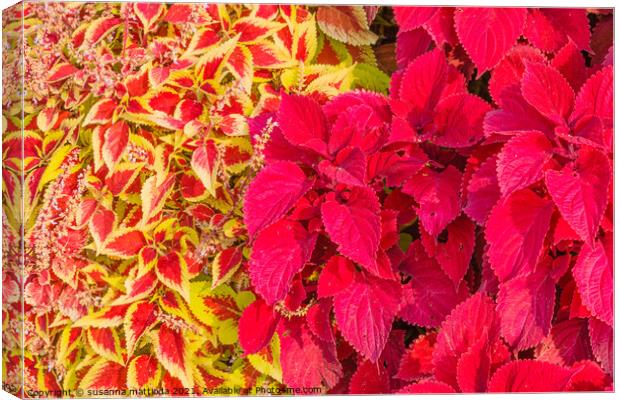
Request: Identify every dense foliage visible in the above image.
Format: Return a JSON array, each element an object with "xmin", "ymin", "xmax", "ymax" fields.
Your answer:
[{"xmin": 1, "ymin": 3, "xmax": 613, "ymax": 396}]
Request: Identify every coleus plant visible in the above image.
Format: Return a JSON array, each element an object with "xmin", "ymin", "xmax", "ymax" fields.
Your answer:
[
  {"xmin": 240, "ymin": 6, "xmax": 613, "ymax": 394},
  {"xmin": 2, "ymin": 2, "xmax": 386, "ymax": 395}
]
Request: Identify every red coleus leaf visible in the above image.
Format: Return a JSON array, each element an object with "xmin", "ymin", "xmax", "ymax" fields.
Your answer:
[
  {"xmin": 403, "ymin": 166, "xmax": 462, "ymax": 237},
  {"xmin": 398, "ymin": 380, "xmax": 456, "ymax": 394},
  {"xmin": 317, "ymin": 255, "xmax": 356, "ymax": 298},
  {"xmin": 545, "ymin": 147, "xmax": 610, "ymax": 246},
  {"xmin": 102, "ymin": 121, "xmax": 129, "ymax": 171},
  {"xmin": 124, "ymin": 301, "xmax": 157, "ymax": 355},
  {"xmin": 420, "ymin": 216, "xmax": 475, "ymax": 287},
  {"xmin": 278, "ymin": 93, "xmax": 328, "ymax": 156},
  {"xmin": 463, "ymin": 155, "xmax": 501, "ymax": 225},
  {"xmin": 318, "ymin": 146, "xmax": 367, "ymax": 187},
  {"xmin": 432, "ymin": 293, "xmax": 500, "ymax": 390},
  {"xmin": 333, "ymin": 272, "xmax": 401, "ymax": 362},
  {"xmin": 548, "ymin": 318, "xmax": 593, "ymax": 366},
  {"xmin": 134, "ymin": 3, "xmax": 166, "ymax": 32},
  {"xmin": 280, "ymin": 319, "xmax": 342, "ymax": 389},
  {"xmin": 497, "ymin": 131, "xmax": 553, "ymax": 198},
  {"xmin": 155, "ymin": 252, "xmax": 190, "ymax": 302},
  {"xmin": 127, "ymin": 355, "xmax": 159, "ymax": 388},
  {"xmin": 521, "ymin": 62, "xmax": 575, "ymax": 125},
  {"xmin": 393, "ymin": 7, "xmax": 438, "ymax": 31},
  {"xmin": 348, "ymin": 359, "xmax": 390, "ymax": 394},
  {"xmin": 321, "ymin": 186, "xmax": 381, "ymax": 275},
  {"xmin": 400, "ymin": 241, "xmax": 466, "ymax": 328},
  {"xmin": 392, "ymin": 48, "xmax": 448, "ymax": 128},
  {"xmin": 456, "ymin": 333, "xmax": 492, "ymax": 392},
  {"xmin": 244, "ymin": 161, "xmax": 313, "ymax": 237},
  {"xmin": 249, "ymin": 219, "xmax": 317, "ymax": 304},
  {"xmin": 238, "ymin": 298, "xmax": 279, "ymax": 354},
  {"xmin": 102, "ymin": 229, "xmax": 146, "ymax": 258},
  {"xmin": 432, "ymin": 93, "xmax": 492, "ymax": 148},
  {"xmin": 454, "ymin": 8, "xmax": 527, "ymax": 73},
  {"xmin": 155, "ymin": 323, "xmax": 192, "ymax": 388},
  {"xmin": 488, "ymin": 45, "xmax": 546, "ymax": 107},
  {"xmin": 566, "ymin": 360, "xmax": 612, "ymax": 391},
  {"xmin": 572, "ymin": 65, "xmax": 613, "ymax": 129},
  {"xmin": 396, "ymin": 332, "xmax": 437, "ymax": 381},
  {"xmin": 573, "ymin": 235, "xmax": 613, "ymax": 326},
  {"xmin": 589, "ymin": 317, "xmax": 613, "ymax": 375},
  {"xmin": 497, "ymin": 271, "xmax": 556, "ymax": 350},
  {"xmin": 80, "ymin": 360, "xmax": 126, "ymax": 390},
  {"xmin": 486, "ymin": 189, "xmax": 554, "ymax": 282},
  {"xmin": 488, "ymin": 360, "xmax": 572, "ymax": 392},
  {"xmin": 306, "ymin": 299, "xmax": 335, "ymax": 344},
  {"xmin": 191, "ymin": 139, "xmax": 219, "ymax": 197}
]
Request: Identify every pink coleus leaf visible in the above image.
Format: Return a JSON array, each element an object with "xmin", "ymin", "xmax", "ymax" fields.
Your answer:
[
  {"xmin": 566, "ymin": 360, "xmax": 612, "ymax": 391},
  {"xmin": 393, "ymin": 7, "xmax": 438, "ymax": 31},
  {"xmin": 348, "ymin": 359, "xmax": 390, "ymax": 394},
  {"xmin": 589, "ymin": 317, "xmax": 613, "ymax": 375},
  {"xmin": 432, "ymin": 93, "xmax": 492, "ymax": 148},
  {"xmin": 403, "ymin": 166, "xmax": 462, "ymax": 237},
  {"xmin": 497, "ymin": 271, "xmax": 556, "ymax": 350},
  {"xmin": 244, "ymin": 161, "xmax": 314, "ymax": 237},
  {"xmin": 488, "ymin": 360, "xmax": 572, "ymax": 392},
  {"xmin": 548, "ymin": 318, "xmax": 593, "ymax": 365},
  {"xmin": 488, "ymin": 45, "xmax": 546, "ymax": 108},
  {"xmin": 395, "ymin": 332, "xmax": 437, "ymax": 381},
  {"xmin": 317, "ymin": 255, "xmax": 356, "ymax": 299},
  {"xmin": 238, "ymin": 298, "xmax": 279, "ymax": 354},
  {"xmin": 485, "ymin": 189, "xmax": 554, "ymax": 282},
  {"xmin": 456, "ymin": 334, "xmax": 492, "ymax": 392},
  {"xmin": 420, "ymin": 216, "xmax": 475, "ymax": 288},
  {"xmin": 321, "ymin": 186, "xmax": 381, "ymax": 274},
  {"xmin": 551, "ymin": 40, "xmax": 588, "ymax": 92},
  {"xmin": 398, "ymin": 380, "xmax": 456, "ymax": 394},
  {"xmin": 249, "ymin": 219, "xmax": 317, "ymax": 305},
  {"xmin": 280, "ymin": 319, "xmax": 342, "ymax": 389},
  {"xmin": 277, "ymin": 93, "xmax": 328, "ymax": 156},
  {"xmin": 521, "ymin": 62, "xmax": 575, "ymax": 125},
  {"xmin": 318, "ymin": 146, "xmax": 367, "ymax": 187},
  {"xmin": 432, "ymin": 292, "xmax": 500, "ymax": 390},
  {"xmin": 497, "ymin": 131, "xmax": 553, "ymax": 198},
  {"xmin": 573, "ymin": 235, "xmax": 613, "ymax": 326},
  {"xmin": 306, "ymin": 299, "xmax": 335, "ymax": 345},
  {"xmin": 572, "ymin": 64, "xmax": 613, "ymax": 130},
  {"xmin": 395, "ymin": 28, "xmax": 433, "ymax": 69},
  {"xmin": 333, "ymin": 272, "xmax": 401, "ymax": 362},
  {"xmin": 454, "ymin": 8, "xmax": 527, "ymax": 73},
  {"xmin": 400, "ymin": 241, "xmax": 465, "ymax": 328},
  {"xmin": 545, "ymin": 147, "xmax": 610, "ymax": 245},
  {"xmin": 463, "ymin": 155, "xmax": 501, "ymax": 225},
  {"xmin": 392, "ymin": 49, "xmax": 448, "ymax": 128}
]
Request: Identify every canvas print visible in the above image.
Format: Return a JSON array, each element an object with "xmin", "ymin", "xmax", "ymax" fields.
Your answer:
[{"xmin": 1, "ymin": 2, "xmax": 614, "ymax": 398}]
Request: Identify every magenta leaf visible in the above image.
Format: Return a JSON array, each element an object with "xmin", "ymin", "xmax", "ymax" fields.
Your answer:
[
  {"xmin": 277, "ymin": 93, "xmax": 328, "ymax": 155},
  {"xmin": 486, "ymin": 189, "xmax": 554, "ymax": 282},
  {"xmin": 545, "ymin": 147, "xmax": 610, "ymax": 245},
  {"xmin": 333, "ymin": 272, "xmax": 401, "ymax": 362},
  {"xmin": 488, "ymin": 360, "xmax": 572, "ymax": 392},
  {"xmin": 455, "ymin": 8, "xmax": 527, "ymax": 73},
  {"xmin": 244, "ymin": 161, "xmax": 314, "ymax": 237},
  {"xmin": 400, "ymin": 241, "xmax": 465, "ymax": 328},
  {"xmin": 249, "ymin": 219, "xmax": 317, "ymax": 304},
  {"xmin": 403, "ymin": 165, "xmax": 462, "ymax": 237},
  {"xmin": 497, "ymin": 272, "xmax": 555, "ymax": 350},
  {"xmin": 496, "ymin": 131, "xmax": 553, "ymax": 198},
  {"xmin": 321, "ymin": 186, "xmax": 381, "ymax": 274},
  {"xmin": 573, "ymin": 235, "xmax": 613, "ymax": 326},
  {"xmin": 238, "ymin": 298, "xmax": 279, "ymax": 354},
  {"xmin": 521, "ymin": 62, "xmax": 575, "ymax": 125}
]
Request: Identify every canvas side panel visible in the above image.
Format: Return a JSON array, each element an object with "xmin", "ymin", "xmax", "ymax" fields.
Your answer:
[{"xmin": 2, "ymin": 2, "xmax": 24, "ymax": 398}]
